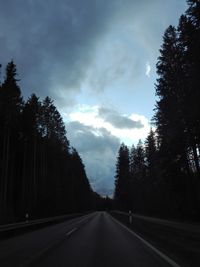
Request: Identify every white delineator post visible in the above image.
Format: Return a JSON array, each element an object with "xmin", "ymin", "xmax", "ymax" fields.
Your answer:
[{"xmin": 129, "ymin": 210, "xmax": 132, "ymax": 225}]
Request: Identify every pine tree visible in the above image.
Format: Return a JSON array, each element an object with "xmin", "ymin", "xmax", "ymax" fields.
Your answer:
[
  {"xmin": 145, "ymin": 129, "xmax": 157, "ymax": 180},
  {"xmin": 21, "ymin": 94, "xmax": 42, "ymax": 215},
  {"xmin": 114, "ymin": 143, "xmax": 130, "ymax": 210},
  {"xmin": 154, "ymin": 1, "xmax": 200, "ymax": 216},
  {"xmin": 0, "ymin": 61, "xmax": 23, "ymax": 221},
  {"xmin": 178, "ymin": 1, "xmax": 200, "ymax": 174},
  {"xmin": 129, "ymin": 144, "xmax": 138, "ymax": 211},
  {"xmin": 0, "ymin": 61, "xmax": 95, "ymax": 222},
  {"xmin": 133, "ymin": 140, "xmax": 146, "ymax": 181},
  {"xmin": 129, "ymin": 144, "xmax": 136, "ymax": 176},
  {"xmin": 155, "ymin": 25, "xmax": 191, "ymax": 212},
  {"xmin": 69, "ymin": 148, "xmax": 92, "ymax": 212},
  {"xmin": 144, "ymin": 129, "xmax": 161, "ymax": 214}
]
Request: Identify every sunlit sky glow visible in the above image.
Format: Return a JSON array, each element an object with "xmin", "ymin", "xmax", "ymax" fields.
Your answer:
[
  {"xmin": 66, "ymin": 105, "xmax": 151, "ymax": 146},
  {"xmin": 0, "ymin": 0, "xmax": 187, "ymax": 195}
]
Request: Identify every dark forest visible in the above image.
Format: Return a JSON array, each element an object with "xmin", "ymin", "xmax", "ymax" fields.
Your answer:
[
  {"xmin": 0, "ymin": 0, "xmax": 200, "ymax": 225},
  {"xmin": 0, "ymin": 61, "xmax": 108, "ymax": 224},
  {"xmin": 114, "ymin": 0, "xmax": 200, "ymax": 220},
  {"xmin": 1, "ymin": 1, "xmax": 200, "ymax": 266}
]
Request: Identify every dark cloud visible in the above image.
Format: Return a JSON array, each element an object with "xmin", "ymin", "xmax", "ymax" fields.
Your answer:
[
  {"xmin": 0, "ymin": 0, "xmax": 114, "ymax": 100},
  {"xmin": 67, "ymin": 121, "xmax": 119, "ymax": 152},
  {"xmin": 98, "ymin": 107, "xmax": 144, "ymax": 129},
  {"xmin": 67, "ymin": 121, "xmax": 120, "ymax": 195},
  {"xmin": 0, "ymin": 0, "xmax": 186, "ymax": 103}
]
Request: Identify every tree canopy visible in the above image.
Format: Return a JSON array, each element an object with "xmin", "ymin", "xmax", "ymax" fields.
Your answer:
[
  {"xmin": 113, "ymin": 0, "xmax": 200, "ymax": 220},
  {"xmin": 0, "ymin": 61, "xmax": 96, "ymax": 223}
]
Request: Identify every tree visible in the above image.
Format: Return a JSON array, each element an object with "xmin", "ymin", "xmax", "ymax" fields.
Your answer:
[
  {"xmin": 145, "ymin": 129, "xmax": 157, "ymax": 180},
  {"xmin": 113, "ymin": 0, "xmax": 200, "ymax": 219},
  {"xmin": 0, "ymin": 62, "xmax": 95, "ymax": 223},
  {"xmin": 144, "ymin": 129, "xmax": 162, "ymax": 214},
  {"xmin": 130, "ymin": 140, "xmax": 146, "ymax": 212},
  {"xmin": 129, "ymin": 144, "xmax": 136, "ymax": 176},
  {"xmin": 114, "ymin": 143, "xmax": 130, "ymax": 210},
  {"xmin": 132, "ymin": 140, "xmax": 146, "ymax": 181},
  {"xmin": 69, "ymin": 148, "xmax": 92, "ymax": 212},
  {"xmin": 153, "ymin": 1, "xmax": 200, "ymax": 217},
  {"xmin": 178, "ymin": 1, "xmax": 200, "ymax": 175},
  {"xmin": 154, "ymin": 24, "xmax": 193, "ymax": 215},
  {"xmin": 20, "ymin": 94, "xmax": 41, "ymax": 216},
  {"xmin": 0, "ymin": 61, "xmax": 23, "ymax": 221}
]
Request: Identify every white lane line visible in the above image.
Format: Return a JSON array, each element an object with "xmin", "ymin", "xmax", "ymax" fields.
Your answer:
[
  {"xmin": 64, "ymin": 212, "xmax": 96, "ymax": 236},
  {"xmin": 69, "ymin": 212, "xmax": 95, "ymax": 226},
  {"xmin": 22, "ymin": 214, "xmax": 95, "ymax": 266},
  {"xmin": 66, "ymin": 227, "xmax": 77, "ymax": 236},
  {"xmin": 110, "ymin": 215, "xmax": 181, "ymax": 267}
]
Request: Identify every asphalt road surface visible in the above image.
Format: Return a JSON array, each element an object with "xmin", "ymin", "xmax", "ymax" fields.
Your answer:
[{"xmin": 0, "ymin": 212, "xmax": 179, "ymax": 267}]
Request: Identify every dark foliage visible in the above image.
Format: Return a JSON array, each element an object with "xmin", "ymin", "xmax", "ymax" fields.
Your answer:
[
  {"xmin": 0, "ymin": 61, "xmax": 96, "ymax": 224},
  {"xmin": 114, "ymin": 0, "xmax": 200, "ymax": 220},
  {"xmin": 114, "ymin": 143, "xmax": 130, "ymax": 210}
]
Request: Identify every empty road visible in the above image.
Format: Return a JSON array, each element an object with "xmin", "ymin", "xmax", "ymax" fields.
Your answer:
[{"xmin": 0, "ymin": 212, "xmax": 179, "ymax": 267}]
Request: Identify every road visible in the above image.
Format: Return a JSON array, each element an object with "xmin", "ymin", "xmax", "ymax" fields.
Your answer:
[{"xmin": 0, "ymin": 212, "xmax": 178, "ymax": 267}]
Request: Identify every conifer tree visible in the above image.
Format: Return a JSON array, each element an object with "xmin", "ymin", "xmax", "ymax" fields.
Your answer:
[
  {"xmin": 114, "ymin": 143, "xmax": 130, "ymax": 210},
  {"xmin": 0, "ymin": 61, "xmax": 23, "ymax": 220}
]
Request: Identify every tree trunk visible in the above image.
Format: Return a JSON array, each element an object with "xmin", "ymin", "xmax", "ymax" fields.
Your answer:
[
  {"xmin": 3, "ymin": 128, "xmax": 10, "ymax": 212},
  {"xmin": 33, "ymin": 135, "xmax": 37, "ymax": 213},
  {"xmin": 22, "ymin": 139, "xmax": 28, "ymax": 213}
]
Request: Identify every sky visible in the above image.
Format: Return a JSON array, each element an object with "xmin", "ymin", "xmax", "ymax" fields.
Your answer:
[{"xmin": 0, "ymin": 0, "xmax": 187, "ymax": 196}]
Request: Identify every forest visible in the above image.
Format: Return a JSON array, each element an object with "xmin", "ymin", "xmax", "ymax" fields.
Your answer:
[
  {"xmin": 0, "ymin": 61, "xmax": 107, "ymax": 224},
  {"xmin": 1, "ymin": 0, "xmax": 200, "ymax": 225},
  {"xmin": 114, "ymin": 0, "xmax": 200, "ymax": 220}
]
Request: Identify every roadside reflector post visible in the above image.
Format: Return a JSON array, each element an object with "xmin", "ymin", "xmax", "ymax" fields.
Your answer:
[
  {"xmin": 25, "ymin": 213, "xmax": 29, "ymax": 222},
  {"xmin": 129, "ymin": 210, "xmax": 132, "ymax": 225}
]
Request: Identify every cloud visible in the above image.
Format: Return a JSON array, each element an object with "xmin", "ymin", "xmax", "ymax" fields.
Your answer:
[
  {"xmin": 65, "ymin": 105, "xmax": 150, "ymax": 195},
  {"xmin": 66, "ymin": 104, "xmax": 151, "ymax": 147},
  {"xmin": 67, "ymin": 121, "xmax": 120, "ymax": 196},
  {"xmin": 67, "ymin": 121, "xmax": 119, "ymax": 153},
  {"xmin": 83, "ymin": 0, "xmax": 186, "ymax": 93},
  {"xmin": 0, "ymin": 0, "xmax": 186, "ymax": 103},
  {"xmin": 0, "ymin": 0, "xmax": 114, "ymax": 100},
  {"xmin": 98, "ymin": 107, "xmax": 143, "ymax": 129},
  {"xmin": 145, "ymin": 62, "xmax": 151, "ymax": 78}
]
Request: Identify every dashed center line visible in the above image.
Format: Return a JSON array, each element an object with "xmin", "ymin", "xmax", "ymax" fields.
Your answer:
[{"xmin": 66, "ymin": 228, "xmax": 77, "ymax": 236}]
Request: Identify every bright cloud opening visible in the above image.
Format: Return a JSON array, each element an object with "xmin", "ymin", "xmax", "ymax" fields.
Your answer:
[
  {"xmin": 145, "ymin": 61, "xmax": 151, "ymax": 78},
  {"xmin": 67, "ymin": 104, "xmax": 151, "ymax": 146}
]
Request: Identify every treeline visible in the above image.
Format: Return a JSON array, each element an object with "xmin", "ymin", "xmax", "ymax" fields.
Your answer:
[
  {"xmin": 0, "ymin": 61, "xmax": 98, "ymax": 224},
  {"xmin": 114, "ymin": 0, "xmax": 200, "ymax": 220}
]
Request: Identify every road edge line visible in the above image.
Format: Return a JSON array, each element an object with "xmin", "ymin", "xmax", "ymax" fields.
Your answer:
[
  {"xmin": 66, "ymin": 227, "xmax": 77, "ymax": 236},
  {"xmin": 110, "ymin": 214, "xmax": 181, "ymax": 267}
]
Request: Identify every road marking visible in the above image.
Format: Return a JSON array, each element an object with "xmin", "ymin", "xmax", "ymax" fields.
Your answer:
[
  {"xmin": 66, "ymin": 227, "xmax": 77, "ymax": 236},
  {"xmin": 66, "ymin": 212, "xmax": 94, "ymax": 228},
  {"xmin": 22, "ymin": 214, "xmax": 95, "ymax": 266},
  {"xmin": 110, "ymin": 215, "xmax": 181, "ymax": 267}
]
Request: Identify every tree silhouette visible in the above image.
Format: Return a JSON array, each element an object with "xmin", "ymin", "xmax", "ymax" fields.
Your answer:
[
  {"xmin": 114, "ymin": 143, "xmax": 130, "ymax": 210},
  {"xmin": 113, "ymin": 0, "xmax": 200, "ymax": 219},
  {"xmin": 0, "ymin": 61, "xmax": 23, "ymax": 220},
  {"xmin": 0, "ymin": 62, "xmax": 95, "ymax": 223}
]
